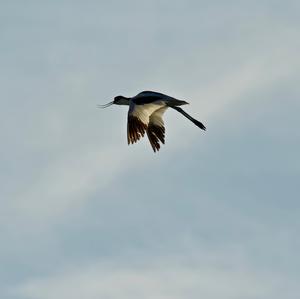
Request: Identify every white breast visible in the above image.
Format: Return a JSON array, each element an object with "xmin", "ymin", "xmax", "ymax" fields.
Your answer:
[{"xmin": 128, "ymin": 101, "xmax": 166, "ymax": 125}]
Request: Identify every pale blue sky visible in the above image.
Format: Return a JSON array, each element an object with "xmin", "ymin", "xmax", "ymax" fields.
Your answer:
[{"xmin": 1, "ymin": 1, "xmax": 300, "ymax": 298}]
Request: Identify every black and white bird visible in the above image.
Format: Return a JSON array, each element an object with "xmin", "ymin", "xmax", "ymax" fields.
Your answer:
[{"xmin": 98, "ymin": 91, "xmax": 206, "ymax": 152}]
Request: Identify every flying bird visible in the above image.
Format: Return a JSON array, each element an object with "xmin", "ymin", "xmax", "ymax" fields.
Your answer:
[{"xmin": 98, "ymin": 91, "xmax": 206, "ymax": 152}]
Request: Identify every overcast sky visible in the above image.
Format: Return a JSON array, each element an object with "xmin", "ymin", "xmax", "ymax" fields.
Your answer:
[{"xmin": 1, "ymin": 1, "xmax": 300, "ymax": 298}]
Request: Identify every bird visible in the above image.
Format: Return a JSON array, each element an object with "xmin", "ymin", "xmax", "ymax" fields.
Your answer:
[{"xmin": 98, "ymin": 91, "xmax": 206, "ymax": 152}]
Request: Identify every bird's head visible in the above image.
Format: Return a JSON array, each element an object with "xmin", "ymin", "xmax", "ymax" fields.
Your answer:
[
  {"xmin": 98, "ymin": 95, "xmax": 130, "ymax": 108},
  {"xmin": 113, "ymin": 95, "xmax": 130, "ymax": 105}
]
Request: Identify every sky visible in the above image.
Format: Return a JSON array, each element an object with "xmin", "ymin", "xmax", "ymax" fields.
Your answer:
[{"xmin": 1, "ymin": 1, "xmax": 300, "ymax": 298}]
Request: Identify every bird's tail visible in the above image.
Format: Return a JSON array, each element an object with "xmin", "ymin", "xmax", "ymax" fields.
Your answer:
[
  {"xmin": 167, "ymin": 99, "xmax": 189, "ymax": 106},
  {"xmin": 170, "ymin": 106, "xmax": 206, "ymax": 130}
]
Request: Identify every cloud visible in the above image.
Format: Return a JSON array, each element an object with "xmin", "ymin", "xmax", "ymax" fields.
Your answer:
[
  {"xmin": 12, "ymin": 250, "xmax": 297, "ymax": 299},
  {"xmin": 3, "ymin": 19, "xmax": 299, "ymax": 235},
  {"xmin": 1, "ymin": 1, "xmax": 300, "ymax": 298}
]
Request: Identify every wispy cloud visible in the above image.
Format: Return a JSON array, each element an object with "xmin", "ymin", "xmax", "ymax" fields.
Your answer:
[
  {"xmin": 13, "ymin": 251, "xmax": 296, "ymax": 299},
  {"xmin": 1, "ymin": 1, "xmax": 300, "ymax": 298}
]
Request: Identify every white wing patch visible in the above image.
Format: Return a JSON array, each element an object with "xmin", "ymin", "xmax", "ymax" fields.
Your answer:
[
  {"xmin": 127, "ymin": 101, "xmax": 166, "ymax": 146},
  {"xmin": 128, "ymin": 101, "xmax": 165, "ymax": 124},
  {"xmin": 146, "ymin": 107, "xmax": 168, "ymax": 152},
  {"xmin": 149, "ymin": 106, "xmax": 168, "ymax": 127}
]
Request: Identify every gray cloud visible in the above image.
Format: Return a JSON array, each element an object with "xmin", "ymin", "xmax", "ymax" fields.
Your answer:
[
  {"xmin": 12, "ymin": 253, "xmax": 296, "ymax": 299},
  {"xmin": 1, "ymin": 1, "xmax": 300, "ymax": 298}
]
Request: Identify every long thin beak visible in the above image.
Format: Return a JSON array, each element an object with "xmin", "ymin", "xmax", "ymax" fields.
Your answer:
[{"xmin": 97, "ymin": 101, "xmax": 114, "ymax": 108}]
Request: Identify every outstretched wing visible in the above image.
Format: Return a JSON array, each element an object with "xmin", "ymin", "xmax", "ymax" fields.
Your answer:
[
  {"xmin": 146, "ymin": 107, "xmax": 168, "ymax": 152},
  {"xmin": 127, "ymin": 101, "xmax": 165, "ymax": 145}
]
